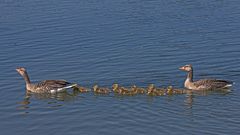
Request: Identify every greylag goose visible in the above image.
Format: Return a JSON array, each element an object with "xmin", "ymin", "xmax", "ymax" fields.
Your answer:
[
  {"xmin": 179, "ymin": 65, "xmax": 233, "ymax": 90},
  {"xmin": 16, "ymin": 67, "xmax": 77, "ymax": 93}
]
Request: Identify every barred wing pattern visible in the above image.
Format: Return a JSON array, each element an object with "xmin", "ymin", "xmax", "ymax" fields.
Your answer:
[
  {"xmin": 33, "ymin": 80, "xmax": 71, "ymax": 93},
  {"xmin": 193, "ymin": 79, "xmax": 233, "ymax": 90}
]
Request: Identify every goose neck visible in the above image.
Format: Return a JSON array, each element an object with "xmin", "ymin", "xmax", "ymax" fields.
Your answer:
[
  {"xmin": 23, "ymin": 72, "xmax": 31, "ymax": 85},
  {"xmin": 187, "ymin": 70, "xmax": 193, "ymax": 82}
]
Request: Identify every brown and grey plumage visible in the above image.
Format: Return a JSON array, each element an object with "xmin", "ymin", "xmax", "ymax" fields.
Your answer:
[
  {"xmin": 179, "ymin": 64, "xmax": 233, "ymax": 90},
  {"xmin": 16, "ymin": 67, "xmax": 76, "ymax": 93}
]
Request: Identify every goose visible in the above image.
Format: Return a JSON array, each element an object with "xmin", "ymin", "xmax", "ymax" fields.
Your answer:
[
  {"xmin": 16, "ymin": 67, "xmax": 76, "ymax": 93},
  {"xmin": 179, "ymin": 64, "xmax": 233, "ymax": 90}
]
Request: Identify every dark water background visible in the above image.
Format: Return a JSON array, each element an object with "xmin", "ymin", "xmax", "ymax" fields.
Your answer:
[{"xmin": 0, "ymin": 0, "xmax": 240, "ymax": 134}]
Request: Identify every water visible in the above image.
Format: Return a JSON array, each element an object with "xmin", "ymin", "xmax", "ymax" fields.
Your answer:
[{"xmin": 0, "ymin": 0, "xmax": 240, "ymax": 134}]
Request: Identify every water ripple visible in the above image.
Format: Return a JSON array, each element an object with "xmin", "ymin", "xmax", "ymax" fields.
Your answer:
[{"xmin": 1, "ymin": 0, "xmax": 240, "ymax": 135}]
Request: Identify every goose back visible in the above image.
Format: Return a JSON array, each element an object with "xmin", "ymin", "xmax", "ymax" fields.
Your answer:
[
  {"xmin": 193, "ymin": 79, "xmax": 233, "ymax": 90},
  {"xmin": 29, "ymin": 80, "xmax": 71, "ymax": 93}
]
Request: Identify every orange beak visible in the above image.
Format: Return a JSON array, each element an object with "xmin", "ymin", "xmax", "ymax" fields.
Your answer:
[
  {"xmin": 16, "ymin": 68, "xmax": 20, "ymax": 72},
  {"xmin": 179, "ymin": 66, "xmax": 185, "ymax": 70}
]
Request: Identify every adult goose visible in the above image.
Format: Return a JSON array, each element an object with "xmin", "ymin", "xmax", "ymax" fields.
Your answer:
[
  {"xmin": 179, "ymin": 65, "xmax": 233, "ymax": 90},
  {"xmin": 16, "ymin": 67, "xmax": 76, "ymax": 93}
]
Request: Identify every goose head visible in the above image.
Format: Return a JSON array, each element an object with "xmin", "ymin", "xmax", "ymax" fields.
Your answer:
[
  {"xmin": 16, "ymin": 67, "xmax": 27, "ymax": 76},
  {"xmin": 179, "ymin": 64, "xmax": 192, "ymax": 72}
]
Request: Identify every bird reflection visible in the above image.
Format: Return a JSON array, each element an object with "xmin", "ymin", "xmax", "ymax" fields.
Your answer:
[
  {"xmin": 184, "ymin": 90, "xmax": 194, "ymax": 109},
  {"xmin": 17, "ymin": 89, "xmax": 84, "ymax": 114},
  {"xmin": 184, "ymin": 89, "xmax": 231, "ymax": 109},
  {"xmin": 16, "ymin": 86, "xmax": 232, "ymax": 115}
]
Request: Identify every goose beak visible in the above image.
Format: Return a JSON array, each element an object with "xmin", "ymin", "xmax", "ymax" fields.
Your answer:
[
  {"xmin": 179, "ymin": 66, "xmax": 185, "ymax": 70},
  {"xmin": 16, "ymin": 68, "xmax": 20, "ymax": 72}
]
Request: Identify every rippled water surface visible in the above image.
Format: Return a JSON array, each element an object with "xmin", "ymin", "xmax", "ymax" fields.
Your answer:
[{"xmin": 1, "ymin": 0, "xmax": 240, "ymax": 135}]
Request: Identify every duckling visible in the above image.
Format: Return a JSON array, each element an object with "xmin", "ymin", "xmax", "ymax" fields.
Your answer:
[
  {"xmin": 118, "ymin": 88, "xmax": 127, "ymax": 94},
  {"xmin": 73, "ymin": 85, "xmax": 89, "ymax": 93},
  {"xmin": 112, "ymin": 83, "xmax": 135, "ymax": 95},
  {"xmin": 147, "ymin": 84, "xmax": 166, "ymax": 96},
  {"xmin": 166, "ymin": 86, "xmax": 174, "ymax": 95},
  {"xmin": 131, "ymin": 85, "xmax": 145, "ymax": 94},
  {"xmin": 147, "ymin": 84, "xmax": 158, "ymax": 96},
  {"xmin": 129, "ymin": 90, "xmax": 138, "ymax": 95},
  {"xmin": 156, "ymin": 87, "xmax": 166, "ymax": 96},
  {"xmin": 127, "ymin": 86, "xmax": 139, "ymax": 96},
  {"xmin": 119, "ymin": 87, "xmax": 136, "ymax": 95},
  {"xmin": 117, "ymin": 89, "xmax": 131, "ymax": 96},
  {"xmin": 78, "ymin": 86, "xmax": 90, "ymax": 93},
  {"xmin": 112, "ymin": 83, "xmax": 121, "ymax": 93},
  {"xmin": 93, "ymin": 85, "xmax": 110, "ymax": 94},
  {"xmin": 167, "ymin": 86, "xmax": 187, "ymax": 94}
]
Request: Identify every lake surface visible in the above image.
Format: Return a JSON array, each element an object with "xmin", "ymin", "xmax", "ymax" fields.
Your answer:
[{"xmin": 0, "ymin": 0, "xmax": 240, "ymax": 134}]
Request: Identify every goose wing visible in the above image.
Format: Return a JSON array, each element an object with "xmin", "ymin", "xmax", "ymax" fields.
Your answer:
[
  {"xmin": 35, "ymin": 80, "xmax": 71, "ymax": 90},
  {"xmin": 193, "ymin": 79, "xmax": 232, "ymax": 90}
]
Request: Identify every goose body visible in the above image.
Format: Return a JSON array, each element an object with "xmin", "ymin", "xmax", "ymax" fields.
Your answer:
[
  {"xmin": 179, "ymin": 65, "xmax": 233, "ymax": 90},
  {"xmin": 16, "ymin": 67, "xmax": 76, "ymax": 93}
]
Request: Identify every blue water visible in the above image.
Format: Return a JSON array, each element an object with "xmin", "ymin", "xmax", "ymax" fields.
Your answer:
[{"xmin": 0, "ymin": 0, "xmax": 240, "ymax": 134}]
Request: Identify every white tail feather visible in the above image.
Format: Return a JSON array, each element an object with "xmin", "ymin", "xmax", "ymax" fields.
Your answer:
[
  {"xmin": 224, "ymin": 84, "xmax": 232, "ymax": 88},
  {"xmin": 50, "ymin": 84, "xmax": 77, "ymax": 93}
]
